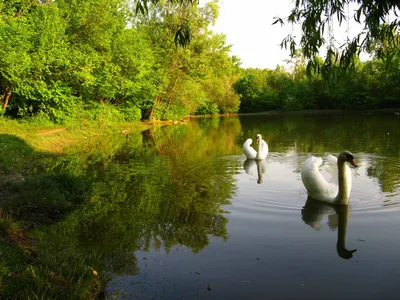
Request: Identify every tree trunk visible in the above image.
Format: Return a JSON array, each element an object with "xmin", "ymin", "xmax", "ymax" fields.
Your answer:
[
  {"xmin": 3, "ymin": 91, "xmax": 12, "ymax": 111},
  {"xmin": 148, "ymin": 94, "xmax": 162, "ymax": 121},
  {"xmin": 1, "ymin": 87, "xmax": 12, "ymax": 111}
]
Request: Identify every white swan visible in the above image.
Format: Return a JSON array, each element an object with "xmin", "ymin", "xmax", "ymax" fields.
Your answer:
[
  {"xmin": 301, "ymin": 151, "xmax": 357, "ymax": 205},
  {"xmin": 243, "ymin": 134, "xmax": 268, "ymax": 160}
]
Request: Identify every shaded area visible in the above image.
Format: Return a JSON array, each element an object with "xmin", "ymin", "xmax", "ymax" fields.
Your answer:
[{"xmin": 0, "ymin": 134, "xmax": 102, "ymax": 299}]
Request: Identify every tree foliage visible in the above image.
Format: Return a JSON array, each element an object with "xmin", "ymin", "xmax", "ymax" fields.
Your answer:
[
  {"xmin": 235, "ymin": 46, "xmax": 400, "ymax": 112},
  {"xmin": 274, "ymin": 0, "xmax": 400, "ymax": 69},
  {"xmin": 0, "ymin": 0, "xmax": 240, "ymax": 122},
  {"xmin": 133, "ymin": 0, "xmax": 199, "ymax": 47}
]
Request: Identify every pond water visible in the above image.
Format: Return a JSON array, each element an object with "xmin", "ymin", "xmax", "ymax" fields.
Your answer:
[{"xmin": 35, "ymin": 112, "xmax": 400, "ymax": 299}]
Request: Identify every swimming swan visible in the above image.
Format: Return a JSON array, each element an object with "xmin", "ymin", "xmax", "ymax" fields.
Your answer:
[
  {"xmin": 243, "ymin": 134, "xmax": 268, "ymax": 160},
  {"xmin": 301, "ymin": 151, "xmax": 357, "ymax": 205}
]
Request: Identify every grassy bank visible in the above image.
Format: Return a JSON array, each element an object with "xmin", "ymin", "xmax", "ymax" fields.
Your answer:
[
  {"xmin": 0, "ymin": 117, "xmax": 151, "ymax": 154},
  {"xmin": 0, "ymin": 117, "xmax": 152, "ymax": 299}
]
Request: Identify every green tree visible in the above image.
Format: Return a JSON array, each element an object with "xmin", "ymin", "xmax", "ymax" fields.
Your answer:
[{"xmin": 140, "ymin": 0, "xmax": 240, "ymax": 120}]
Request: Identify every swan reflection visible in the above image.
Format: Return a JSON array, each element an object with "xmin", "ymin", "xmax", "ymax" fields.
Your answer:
[
  {"xmin": 243, "ymin": 159, "xmax": 267, "ymax": 184},
  {"xmin": 301, "ymin": 198, "xmax": 357, "ymax": 259}
]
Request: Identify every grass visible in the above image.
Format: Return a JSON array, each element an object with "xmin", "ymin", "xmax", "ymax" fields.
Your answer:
[
  {"xmin": 0, "ymin": 116, "xmax": 151, "ymax": 299},
  {"xmin": 0, "ymin": 117, "xmax": 150, "ymax": 155}
]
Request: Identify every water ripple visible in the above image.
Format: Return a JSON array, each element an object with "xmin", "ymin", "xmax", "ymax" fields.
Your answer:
[{"xmin": 233, "ymin": 152, "xmax": 400, "ymax": 217}]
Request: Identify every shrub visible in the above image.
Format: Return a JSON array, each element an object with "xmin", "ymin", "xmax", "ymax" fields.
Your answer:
[{"xmin": 120, "ymin": 103, "xmax": 142, "ymax": 122}]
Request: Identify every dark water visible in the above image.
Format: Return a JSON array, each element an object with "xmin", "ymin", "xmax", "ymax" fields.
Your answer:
[{"xmin": 38, "ymin": 112, "xmax": 400, "ymax": 299}]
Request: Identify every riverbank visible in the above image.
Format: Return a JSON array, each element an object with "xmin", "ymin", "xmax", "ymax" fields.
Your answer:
[
  {"xmin": 0, "ymin": 118, "xmax": 150, "ymax": 153},
  {"xmin": 2, "ymin": 107, "xmax": 399, "ymax": 155},
  {"xmin": 0, "ymin": 118, "xmax": 156, "ymax": 299}
]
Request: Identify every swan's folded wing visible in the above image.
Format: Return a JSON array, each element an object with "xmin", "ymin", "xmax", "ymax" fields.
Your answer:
[
  {"xmin": 322, "ymin": 154, "xmax": 338, "ymax": 184},
  {"xmin": 259, "ymin": 140, "xmax": 269, "ymax": 159},
  {"xmin": 243, "ymin": 138, "xmax": 257, "ymax": 159},
  {"xmin": 301, "ymin": 156, "xmax": 324, "ymax": 191},
  {"xmin": 301, "ymin": 156, "xmax": 338, "ymax": 202}
]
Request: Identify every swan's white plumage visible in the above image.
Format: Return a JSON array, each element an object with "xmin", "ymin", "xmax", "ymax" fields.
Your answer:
[
  {"xmin": 301, "ymin": 154, "xmax": 352, "ymax": 204},
  {"xmin": 243, "ymin": 134, "xmax": 268, "ymax": 160},
  {"xmin": 243, "ymin": 139, "xmax": 257, "ymax": 159}
]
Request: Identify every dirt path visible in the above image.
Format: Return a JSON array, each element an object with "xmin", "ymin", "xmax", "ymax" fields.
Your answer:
[{"xmin": 36, "ymin": 128, "xmax": 67, "ymax": 136}]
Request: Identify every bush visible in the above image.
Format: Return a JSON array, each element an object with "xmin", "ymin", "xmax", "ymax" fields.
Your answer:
[
  {"xmin": 195, "ymin": 102, "xmax": 219, "ymax": 115},
  {"xmin": 282, "ymin": 95, "xmax": 303, "ymax": 111},
  {"xmin": 151, "ymin": 101, "xmax": 190, "ymax": 120},
  {"xmin": 120, "ymin": 103, "xmax": 142, "ymax": 122}
]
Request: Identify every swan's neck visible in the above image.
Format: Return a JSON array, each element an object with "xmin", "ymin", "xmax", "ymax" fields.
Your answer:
[
  {"xmin": 256, "ymin": 160, "xmax": 263, "ymax": 183},
  {"xmin": 336, "ymin": 160, "xmax": 349, "ymax": 205},
  {"xmin": 256, "ymin": 138, "xmax": 262, "ymax": 158}
]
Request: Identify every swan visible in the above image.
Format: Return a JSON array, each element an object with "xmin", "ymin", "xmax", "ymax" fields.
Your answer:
[
  {"xmin": 301, "ymin": 151, "xmax": 357, "ymax": 205},
  {"xmin": 243, "ymin": 134, "xmax": 268, "ymax": 160}
]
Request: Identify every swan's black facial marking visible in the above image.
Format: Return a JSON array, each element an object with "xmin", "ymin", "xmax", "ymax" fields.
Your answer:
[{"xmin": 345, "ymin": 153, "xmax": 358, "ymax": 167}]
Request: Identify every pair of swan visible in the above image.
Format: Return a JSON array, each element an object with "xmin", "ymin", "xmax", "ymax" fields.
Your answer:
[{"xmin": 243, "ymin": 135, "xmax": 358, "ymax": 205}]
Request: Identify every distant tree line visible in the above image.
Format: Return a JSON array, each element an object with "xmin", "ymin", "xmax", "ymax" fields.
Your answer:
[{"xmin": 234, "ymin": 46, "xmax": 400, "ymax": 112}]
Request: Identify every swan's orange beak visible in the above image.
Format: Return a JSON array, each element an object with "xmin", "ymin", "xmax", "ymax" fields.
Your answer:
[
  {"xmin": 350, "ymin": 160, "xmax": 358, "ymax": 167},
  {"xmin": 256, "ymin": 137, "xmax": 260, "ymax": 143}
]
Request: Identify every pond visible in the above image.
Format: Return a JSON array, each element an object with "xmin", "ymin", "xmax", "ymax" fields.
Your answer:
[{"xmin": 25, "ymin": 112, "xmax": 400, "ymax": 299}]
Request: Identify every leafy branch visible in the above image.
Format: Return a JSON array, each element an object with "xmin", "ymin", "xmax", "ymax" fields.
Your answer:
[
  {"xmin": 274, "ymin": 0, "xmax": 400, "ymax": 69},
  {"xmin": 134, "ymin": 0, "xmax": 198, "ymax": 47}
]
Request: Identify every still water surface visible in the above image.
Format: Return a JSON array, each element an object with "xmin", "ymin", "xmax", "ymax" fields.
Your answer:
[{"xmin": 66, "ymin": 113, "xmax": 400, "ymax": 299}]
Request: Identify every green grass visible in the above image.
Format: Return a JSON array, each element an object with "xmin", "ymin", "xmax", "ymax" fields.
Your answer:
[
  {"xmin": 0, "ymin": 115, "xmax": 150, "ymax": 155},
  {"xmin": 1, "ymin": 249, "xmax": 104, "ymax": 300}
]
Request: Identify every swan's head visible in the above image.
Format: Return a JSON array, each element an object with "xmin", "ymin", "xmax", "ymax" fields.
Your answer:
[
  {"xmin": 256, "ymin": 134, "xmax": 262, "ymax": 144},
  {"xmin": 339, "ymin": 151, "xmax": 358, "ymax": 167}
]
